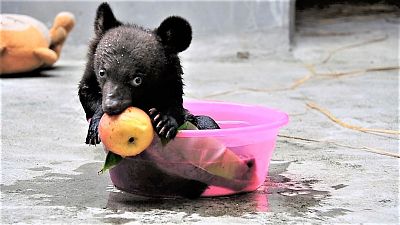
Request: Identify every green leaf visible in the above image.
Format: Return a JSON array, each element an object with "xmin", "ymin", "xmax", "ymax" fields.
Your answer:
[
  {"xmin": 177, "ymin": 121, "xmax": 198, "ymax": 130},
  {"xmin": 98, "ymin": 151, "xmax": 123, "ymax": 174}
]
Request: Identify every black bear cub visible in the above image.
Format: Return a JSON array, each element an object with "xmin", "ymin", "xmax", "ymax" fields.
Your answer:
[{"xmin": 78, "ymin": 3, "xmax": 219, "ymax": 198}]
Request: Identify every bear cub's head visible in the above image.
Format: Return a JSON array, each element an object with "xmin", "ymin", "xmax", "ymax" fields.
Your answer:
[{"xmin": 92, "ymin": 3, "xmax": 192, "ymax": 115}]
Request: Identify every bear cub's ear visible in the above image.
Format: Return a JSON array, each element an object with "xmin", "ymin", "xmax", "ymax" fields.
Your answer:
[
  {"xmin": 94, "ymin": 2, "xmax": 122, "ymax": 36},
  {"xmin": 156, "ymin": 16, "xmax": 192, "ymax": 53}
]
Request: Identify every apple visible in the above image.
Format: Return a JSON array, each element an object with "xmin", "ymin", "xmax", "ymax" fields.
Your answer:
[{"xmin": 98, "ymin": 107, "xmax": 154, "ymax": 157}]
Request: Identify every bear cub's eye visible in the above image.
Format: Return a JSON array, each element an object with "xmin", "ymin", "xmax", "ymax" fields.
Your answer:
[
  {"xmin": 99, "ymin": 69, "xmax": 106, "ymax": 77},
  {"xmin": 131, "ymin": 77, "xmax": 142, "ymax": 87}
]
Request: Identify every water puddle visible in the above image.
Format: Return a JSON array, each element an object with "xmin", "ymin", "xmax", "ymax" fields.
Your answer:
[
  {"xmin": 1, "ymin": 161, "xmax": 339, "ymax": 222},
  {"xmin": 104, "ymin": 160, "xmax": 332, "ymax": 218},
  {"xmin": 104, "ymin": 175, "xmax": 330, "ymax": 216}
]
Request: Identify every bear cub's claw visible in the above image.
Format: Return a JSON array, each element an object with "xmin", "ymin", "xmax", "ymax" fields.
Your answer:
[
  {"xmin": 149, "ymin": 108, "xmax": 178, "ymax": 140},
  {"xmin": 86, "ymin": 117, "xmax": 101, "ymax": 145}
]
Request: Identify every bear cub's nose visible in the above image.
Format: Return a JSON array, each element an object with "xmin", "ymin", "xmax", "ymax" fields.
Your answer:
[{"xmin": 103, "ymin": 99, "xmax": 132, "ymax": 115}]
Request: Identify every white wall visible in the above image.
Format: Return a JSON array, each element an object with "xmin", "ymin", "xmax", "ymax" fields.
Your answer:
[{"xmin": 2, "ymin": 0, "xmax": 295, "ymax": 60}]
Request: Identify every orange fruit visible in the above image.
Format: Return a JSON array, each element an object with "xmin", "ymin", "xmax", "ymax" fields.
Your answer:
[{"xmin": 99, "ymin": 107, "xmax": 154, "ymax": 157}]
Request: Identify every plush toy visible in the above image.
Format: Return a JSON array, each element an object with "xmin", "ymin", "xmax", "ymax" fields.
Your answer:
[{"xmin": 0, "ymin": 12, "xmax": 75, "ymax": 75}]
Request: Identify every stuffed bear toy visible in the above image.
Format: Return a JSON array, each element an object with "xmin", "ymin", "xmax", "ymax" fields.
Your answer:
[{"xmin": 0, "ymin": 12, "xmax": 75, "ymax": 75}]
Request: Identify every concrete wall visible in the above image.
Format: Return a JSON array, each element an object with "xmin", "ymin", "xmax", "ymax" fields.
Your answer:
[{"xmin": 2, "ymin": 0, "xmax": 294, "ymax": 60}]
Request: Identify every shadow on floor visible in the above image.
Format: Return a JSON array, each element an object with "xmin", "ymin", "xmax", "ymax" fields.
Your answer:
[{"xmin": 0, "ymin": 65, "xmax": 75, "ymax": 79}]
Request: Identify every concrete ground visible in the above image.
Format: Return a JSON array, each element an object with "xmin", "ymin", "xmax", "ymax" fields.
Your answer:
[{"xmin": 1, "ymin": 5, "xmax": 399, "ymax": 225}]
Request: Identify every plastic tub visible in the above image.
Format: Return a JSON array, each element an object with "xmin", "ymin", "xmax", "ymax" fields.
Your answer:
[{"xmin": 108, "ymin": 100, "xmax": 289, "ymax": 198}]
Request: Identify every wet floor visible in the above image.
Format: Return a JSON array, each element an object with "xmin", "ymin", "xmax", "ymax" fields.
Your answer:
[
  {"xmin": 1, "ymin": 161, "xmax": 334, "ymax": 224},
  {"xmin": 105, "ymin": 175, "xmax": 331, "ymax": 217}
]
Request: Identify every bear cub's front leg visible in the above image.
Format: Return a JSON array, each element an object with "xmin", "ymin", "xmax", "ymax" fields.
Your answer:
[
  {"xmin": 86, "ymin": 107, "xmax": 103, "ymax": 145},
  {"xmin": 148, "ymin": 108, "xmax": 179, "ymax": 140}
]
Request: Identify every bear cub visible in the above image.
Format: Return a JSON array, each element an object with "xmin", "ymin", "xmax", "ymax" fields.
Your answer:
[
  {"xmin": 78, "ymin": 2, "xmax": 219, "ymax": 144},
  {"xmin": 78, "ymin": 3, "xmax": 219, "ymax": 198}
]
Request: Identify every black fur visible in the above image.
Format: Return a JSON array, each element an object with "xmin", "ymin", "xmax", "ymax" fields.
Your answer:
[
  {"xmin": 79, "ymin": 3, "xmax": 193, "ymax": 143},
  {"xmin": 78, "ymin": 2, "xmax": 219, "ymax": 198},
  {"xmin": 157, "ymin": 16, "xmax": 192, "ymax": 53}
]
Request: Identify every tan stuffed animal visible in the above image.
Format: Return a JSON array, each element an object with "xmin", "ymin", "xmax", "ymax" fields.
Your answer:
[{"xmin": 0, "ymin": 12, "xmax": 75, "ymax": 75}]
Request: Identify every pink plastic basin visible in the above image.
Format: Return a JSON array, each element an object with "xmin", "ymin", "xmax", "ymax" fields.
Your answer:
[{"xmin": 109, "ymin": 100, "xmax": 289, "ymax": 198}]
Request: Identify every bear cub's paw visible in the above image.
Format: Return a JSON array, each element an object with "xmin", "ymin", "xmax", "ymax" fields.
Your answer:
[
  {"xmin": 148, "ymin": 108, "xmax": 179, "ymax": 140},
  {"xmin": 86, "ymin": 117, "xmax": 101, "ymax": 145}
]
